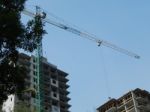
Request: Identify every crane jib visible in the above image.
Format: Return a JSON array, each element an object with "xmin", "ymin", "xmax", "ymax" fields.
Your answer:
[{"xmin": 22, "ymin": 8, "xmax": 140, "ymax": 59}]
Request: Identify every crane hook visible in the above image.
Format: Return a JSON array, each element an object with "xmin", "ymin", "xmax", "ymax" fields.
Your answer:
[{"xmin": 97, "ymin": 40, "xmax": 102, "ymax": 46}]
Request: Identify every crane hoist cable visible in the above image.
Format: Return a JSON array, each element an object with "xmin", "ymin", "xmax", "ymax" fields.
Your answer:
[
  {"xmin": 99, "ymin": 48, "xmax": 112, "ymax": 99},
  {"xmin": 22, "ymin": 7, "xmax": 140, "ymax": 59}
]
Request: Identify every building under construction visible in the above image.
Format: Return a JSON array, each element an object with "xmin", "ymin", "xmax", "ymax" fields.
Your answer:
[
  {"xmin": 2, "ymin": 53, "xmax": 71, "ymax": 112},
  {"xmin": 97, "ymin": 88, "xmax": 150, "ymax": 112}
]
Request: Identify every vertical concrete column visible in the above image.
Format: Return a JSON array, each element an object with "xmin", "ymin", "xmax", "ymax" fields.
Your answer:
[
  {"xmin": 123, "ymin": 99, "xmax": 128, "ymax": 112},
  {"xmin": 131, "ymin": 91, "xmax": 138, "ymax": 112}
]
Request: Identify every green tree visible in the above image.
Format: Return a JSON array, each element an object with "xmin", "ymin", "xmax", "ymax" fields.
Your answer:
[{"xmin": 0, "ymin": 0, "xmax": 46, "ymax": 105}]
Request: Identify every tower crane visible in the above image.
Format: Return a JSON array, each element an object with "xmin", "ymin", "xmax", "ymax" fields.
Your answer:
[
  {"xmin": 22, "ymin": 6, "xmax": 140, "ymax": 112},
  {"xmin": 22, "ymin": 7, "xmax": 140, "ymax": 59}
]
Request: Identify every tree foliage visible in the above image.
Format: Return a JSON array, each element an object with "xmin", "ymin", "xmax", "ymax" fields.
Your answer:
[{"xmin": 0, "ymin": 0, "xmax": 46, "ymax": 105}]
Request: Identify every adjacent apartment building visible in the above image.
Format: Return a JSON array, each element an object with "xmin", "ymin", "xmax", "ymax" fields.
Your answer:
[
  {"xmin": 2, "ymin": 53, "xmax": 71, "ymax": 112},
  {"xmin": 97, "ymin": 88, "xmax": 150, "ymax": 112}
]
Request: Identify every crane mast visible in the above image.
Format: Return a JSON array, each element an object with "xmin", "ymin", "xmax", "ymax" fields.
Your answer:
[
  {"xmin": 23, "ymin": 8, "xmax": 140, "ymax": 59},
  {"xmin": 34, "ymin": 6, "xmax": 44, "ymax": 112}
]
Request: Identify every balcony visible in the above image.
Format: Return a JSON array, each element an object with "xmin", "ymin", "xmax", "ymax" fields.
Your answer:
[
  {"xmin": 59, "ymin": 94, "xmax": 70, "ymax": 102},
  {"xmin": 59, "ymin": 82, "xmax": 69, "ymax": 89},
  {"xmin": 58, "ymin": 76, "xmax": 69, "ymax": 83},
  {"xmin": 59, "ymin": 88, "xmax": 70, "ymax": 95}
]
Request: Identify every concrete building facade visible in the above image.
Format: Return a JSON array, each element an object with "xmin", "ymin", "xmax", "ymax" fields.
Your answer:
[
  {"xmin": 97, "ymin": 88, "xmax": 150, "ymax": 112},
  {"xmin": 2, "ymin": 53, "xmax": 71, "ymax": 112}
]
